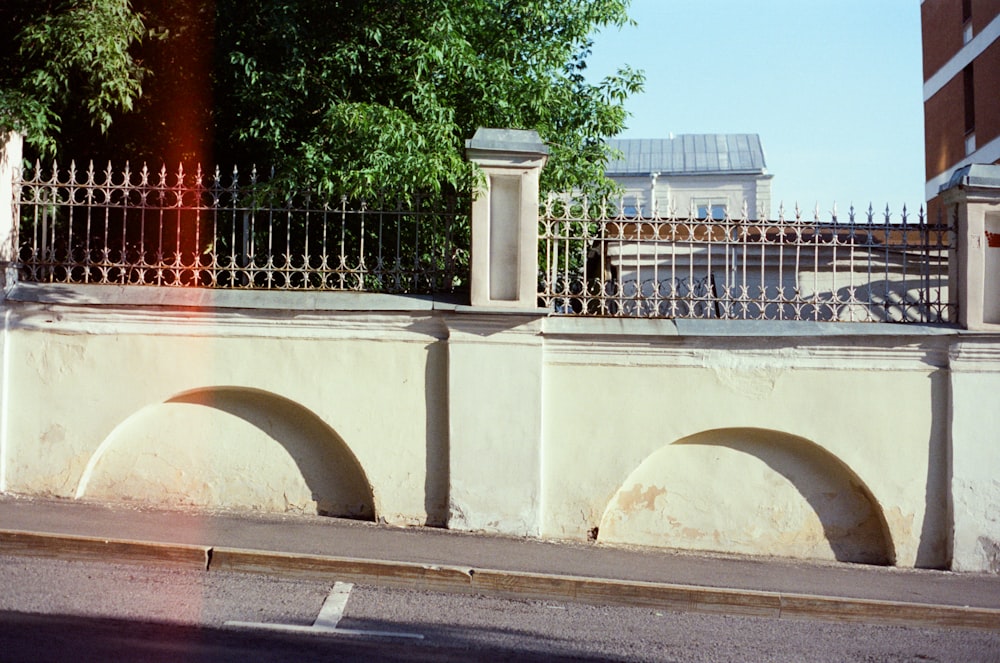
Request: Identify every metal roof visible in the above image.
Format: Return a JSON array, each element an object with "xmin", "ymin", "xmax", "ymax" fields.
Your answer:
[{"xmin": 605, "ymin": 134, "xmax": 767, "ymax": 176}]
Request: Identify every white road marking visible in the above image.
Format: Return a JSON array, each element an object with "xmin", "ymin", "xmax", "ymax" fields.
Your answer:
[
  {"xmin": 313, "ymin": 581, "xmax": 352, "ymax": 629},
  {"xmin": 224, "ymin": 581, "xmax": 424, "ymax": 640}
]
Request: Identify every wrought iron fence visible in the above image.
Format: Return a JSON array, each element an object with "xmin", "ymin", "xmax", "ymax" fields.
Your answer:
[
  {"xmin": 539, "ymin": 196, "xmax": 954, "ymax": 323},
  {"xmin": 12, "ymin": 161, "xmax": 957, "ymax": 324},
  {"xmin": 15, "ymin": 161, "xmax": 469, "ymax": 293}
]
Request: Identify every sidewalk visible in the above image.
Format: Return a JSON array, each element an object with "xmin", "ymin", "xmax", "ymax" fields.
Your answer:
[{"xmin": 1, "ymin": 495, "xmax": 999, "ymax": 630}]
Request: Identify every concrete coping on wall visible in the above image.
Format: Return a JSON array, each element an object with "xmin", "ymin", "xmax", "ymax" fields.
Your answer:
[
  {"xmin": 4, "ymin": 282, "xmax": 449, "ymax": 312},
  {"xmin": 4, "ymin": 282, "xmax": 552, "ymax": 316},
  {"xmin": 542, "ymin": 316, "xmax": 963, "ymax": 338},
  {"xmin": 6, "ymin": 282, "xmax": 976, "ymax": 338},
  {"xmin": 941, "ymin": 164, "xmax": 1000, "ymax": 193},
  {"xmin": 464, "ymin": 128, "xmax": 549, "ymax": 166}
]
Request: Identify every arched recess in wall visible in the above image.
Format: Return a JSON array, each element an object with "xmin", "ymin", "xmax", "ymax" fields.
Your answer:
[
  {"xmin": 76, "ymin": 387, "xmax": 376, "ymax": 520},
  {"xmin": 597, "ymin": 428, "xmax": 894, "ymax": 565}
]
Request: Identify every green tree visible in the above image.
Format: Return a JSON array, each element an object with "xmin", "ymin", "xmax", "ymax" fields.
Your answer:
[
  {"xmin": 3, "ymin": 0, "xmax": 643, "ymax": 199},
  {"xmin": 214, "ymin": 0, "xmax": 644, "ymax": 199},
  {"xmin": 0, "ymin": 0, "xmax": 148, "ymax": 157}
]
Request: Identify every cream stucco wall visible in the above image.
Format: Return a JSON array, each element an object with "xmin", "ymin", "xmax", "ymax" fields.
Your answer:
[
  {"xmin": 1, "ymin": 284, "xmax": 996, "ymax": 571},
  {"xmin": 5, "ymin": 132, "xmax": 1000, "ymax": 572},
  {"xmin": 1, "ymin": 293, "xmax": 450, "ymax": 526},
  {"xmin": 539, "ymin": 320, "xmax": 952, "ymax": 568},
  {"xmin": 949, "ymin": 340, "xmax": 1000, "ymax": 572}
]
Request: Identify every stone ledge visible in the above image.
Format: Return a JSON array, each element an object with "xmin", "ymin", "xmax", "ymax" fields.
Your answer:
[
  {"xmin": 5, "ymin": 282, "xmax": 453, "ymax": 312},
  {"xmin": 543, "ymin": 315, "xmax": 961, "ymax": 339}
]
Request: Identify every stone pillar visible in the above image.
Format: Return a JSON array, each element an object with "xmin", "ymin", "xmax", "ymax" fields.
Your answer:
[
  {"xmin": 464, "ymin": 128, "xmax": 548, "ymax": 309},
  {"xmin": 941, "ymin": 164, "xmax": 1000, "ymax": 331},
  {"xmin": 942, "ymin": 165, "xmax": 1000, "ymax": 572},
  {"xmin": 949, "ymin": 340, "xmax": 1000, "ymax": 572},
  {"xmin": 0, "ymin": 131, "xmax": 19, "ymax": 494},
  {"xmin": 444, "ymin": 130, "xmax": 548, "ymax": 536},
  {"xmin": 0, "ymin": 132, "xmax": 22, "ymax": 294},
  {"xmin": 445, "ymin": 314, "xmax": 544, "ymax": 536}
]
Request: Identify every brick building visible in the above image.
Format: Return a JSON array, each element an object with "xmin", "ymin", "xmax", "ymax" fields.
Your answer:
[{"xmin": 922, "ymin": 0, "xmax": 1000, "ymax": 216}]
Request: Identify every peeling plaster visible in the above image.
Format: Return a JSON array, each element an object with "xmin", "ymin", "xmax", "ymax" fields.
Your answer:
[
  {"xmin": 978, "ymin": 537, "xmax": 1000, "ymax": 574},
  {"xmin": 709, "ymin": 354, "xmax": 783, "ymax": 399},
  {"xmin": 597, "ymin": 430, "xmax": 894, "ymax": 565},
  {"xmin": 615, "ymin": 484, "xmax": 667, "ymax": 513},
  {"xmin": 30, "ymin": 338, "xmax": 86, "ymax": 384}
]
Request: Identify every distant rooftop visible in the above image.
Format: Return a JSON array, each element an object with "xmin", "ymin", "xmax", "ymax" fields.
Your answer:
[{"xmin": 606, "ymin": 134, "xmax": 768, "ymax": 176}]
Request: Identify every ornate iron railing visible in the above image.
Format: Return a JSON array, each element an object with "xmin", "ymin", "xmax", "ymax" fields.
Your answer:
[
  {"xmin": 13, "ymin": 161, "xmax": 956, "ymax": 323},
  {"xmin": 539, "ymin": 196, "xmax": 954, "ymax": 323},
  {"xmin": 15, "ymin": 161, "xmax": 469, "ymax": 293}
]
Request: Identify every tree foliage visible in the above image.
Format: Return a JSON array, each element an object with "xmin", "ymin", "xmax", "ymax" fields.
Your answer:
[
  {"xmin": 0, "ymin": 0, "xmax": 148, "ymax": 156},
  {"xmin": 215, "ymin": 0, "xmax": 643, "ymax": 198},
  {"xmin": 2, "ymin": 0, "xmax": 644, "ymax": 199}
]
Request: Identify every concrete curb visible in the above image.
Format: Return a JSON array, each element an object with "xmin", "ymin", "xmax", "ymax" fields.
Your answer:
[
  {"xmin": 0, "ymin": 530, "xmax": 210, "ymax": 568},
  {"xmin": 4, "ymin": 530, "xmax": 1000, "ymax": 631}
]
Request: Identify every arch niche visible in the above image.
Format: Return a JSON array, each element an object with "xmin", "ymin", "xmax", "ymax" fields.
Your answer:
[
  {"xmin": 76, "ymin": 387, "xmax": 375, "ymax": 519},
  {"xmin": 598, "ymin": 428, "xmax": 894, "ymax": 565}
]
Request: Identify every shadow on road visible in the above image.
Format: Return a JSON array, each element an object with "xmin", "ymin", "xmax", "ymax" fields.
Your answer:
[{"xmin": 0, "ymin": 610, "xmax": 629, "ymax": 663}]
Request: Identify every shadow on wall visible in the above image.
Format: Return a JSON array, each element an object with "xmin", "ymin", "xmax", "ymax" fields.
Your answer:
[
  {"xmin": 598, "ymin": 428, "xmax": 895, "ymax": 566},
  {"xmin": 75, "ymin": 387, "xmax": 375, "ymax": 519},
  {"xmin": 424, "ymin": 339, "xmax": 450, "ymax": 527}
]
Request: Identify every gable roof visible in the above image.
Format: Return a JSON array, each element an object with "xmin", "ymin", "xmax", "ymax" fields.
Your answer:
[{"xmin": 605, "ymin": 134, "xmax": 768, "ymax": 176}]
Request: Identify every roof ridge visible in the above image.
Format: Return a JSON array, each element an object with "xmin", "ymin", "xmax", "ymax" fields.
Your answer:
[{"xmin": 605, "ymin": 135, "xmax": 767, "ymax": 176}]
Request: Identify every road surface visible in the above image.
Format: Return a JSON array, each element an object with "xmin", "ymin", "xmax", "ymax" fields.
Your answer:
[{"xmin": 2, "ymin": 554, "xmax": 997, "ymax": 662}]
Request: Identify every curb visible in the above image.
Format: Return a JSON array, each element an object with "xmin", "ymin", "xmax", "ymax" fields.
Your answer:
[
  {"xmin": 4, "ymin": 529, "xmax": 1000, "ymax": 631},
  {"xmin": 0, "ymin": 529, "xmax": 210, "ymax": 568}
]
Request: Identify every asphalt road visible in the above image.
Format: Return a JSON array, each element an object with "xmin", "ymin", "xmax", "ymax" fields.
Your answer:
[{"xmin": 2, "ymin": 554, "xmax": 999, "ymax": 662}]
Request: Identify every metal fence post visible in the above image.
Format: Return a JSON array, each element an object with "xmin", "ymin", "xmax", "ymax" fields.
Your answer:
[
  {"xmin": 464, "ymin": 128, "xmax": 548, "ymax": 308},
  {"xmin": 0, "ymin": 131, "xmax": 22, "ymax": 295}
]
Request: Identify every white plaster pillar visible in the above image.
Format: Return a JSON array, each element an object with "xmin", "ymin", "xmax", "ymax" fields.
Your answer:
[
  {"xmin": 447, "ymin": 130, "xmax": 549, "ymax": 535},
  {"xmin": 940, "ymin": 165, "xmax": 1000, "ymax": 331},
  {"xmin": 464, "ymin": 128, "xmax": 548, "ymax": 309},
  {"xmin": 445, "ymin": 314, "xmax": 544, "ymax": 536},
  {"xmin": 0, "ymin": 131, "xmax": 17, "ymax": 493},
  {"xmin": 941, "ymin": 166, "xmax": 1000, "ymax": 572},
  {"xmin": 948, "ymin": 340, "xmax": 1000, "ymax": 572},
  {"xmin": 0, "ymin": 132, "xmax": 22, "ymax": 294}
]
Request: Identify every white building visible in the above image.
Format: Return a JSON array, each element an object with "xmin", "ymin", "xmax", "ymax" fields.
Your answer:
[
  {"xmin": 596, "ymin": 135, "xmax": 947, "ymax": 323},
  {"xmin": 606, "ymin": 134, "xmax": 773, "ymax": 219}
]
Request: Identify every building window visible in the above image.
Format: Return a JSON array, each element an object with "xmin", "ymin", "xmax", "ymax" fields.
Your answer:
[
  {"xmin": 964, "ymin": 64, "xmax": 975, "ymax": 138},
  {"xmin": 964, "ymin": 63, "xmax": 976, "ymax": 156},
  {"xmin": 618, "ymin": 194, "xmax": 643, "ymax": 219},
  {"xmin": 694, "ymin": 198, "xmax": 728, "ymax": 220}
]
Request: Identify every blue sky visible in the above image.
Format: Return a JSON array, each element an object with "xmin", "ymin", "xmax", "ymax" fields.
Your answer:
[{"xmin": 585, "ymin": 0, "xmax": 925, "ymax": 214}]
